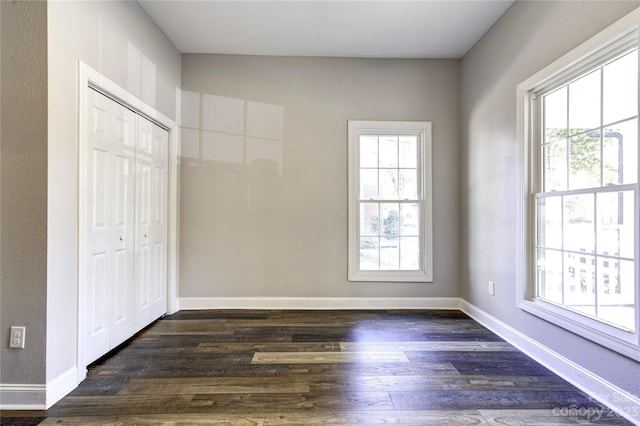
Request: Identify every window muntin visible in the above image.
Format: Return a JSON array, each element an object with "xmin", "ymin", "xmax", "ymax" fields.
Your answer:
[
  {"xmin": 535, "ymin": 47, "xmax": 638, "ymax": 332},
  {"xmin": 359, "ymin": 134, "xmax": 420, "ymax": 271},
  {"xmin": 348, "ymin": 121, "xmax": 432, "ymax": 282}
]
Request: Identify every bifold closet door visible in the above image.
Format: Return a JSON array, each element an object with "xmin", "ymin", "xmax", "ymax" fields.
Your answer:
[
  {"xmin": 135, "ymin": 116, "xmax": 168, "ymax": 329},
  {"xmin": 83, "ymin": 88, "xmax": 168, "ymax": 365},
  {"xmin": 84, "ymin": 89, "xmax": 136, "ymax": 364}
]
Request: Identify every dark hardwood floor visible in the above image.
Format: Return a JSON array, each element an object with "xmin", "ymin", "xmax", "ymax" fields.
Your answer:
[{"xmin": 1, "ymin": 310, "xmax": 633, "ymax": 425}]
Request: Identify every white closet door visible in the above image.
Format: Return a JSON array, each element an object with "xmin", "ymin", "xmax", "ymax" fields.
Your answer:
[
  {"xmin": 83, "ymin": 88, "xmax": 168, "ymax": 365},
  {"xmin": 83, "ymin": 89, "xmax": 112, "ymax": 364},
  {"xmin": 109, "ymin": 101, "xmax": 136, "ymax": 348},
  {"xmin": 84, "ymin": 89, "xmax": 136, "ymax": 363},
  {"xmin": 135, "ymin": 116, "xmax": 168, "ymax": 329},
  {"xmin": 149, "ymin": 123, "xmax": 169, "ymax": 320}
]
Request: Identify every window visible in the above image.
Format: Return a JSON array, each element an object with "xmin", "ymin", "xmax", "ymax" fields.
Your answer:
[
  {"xmin": 348, "ymin": 120, "xmax": 433, "ymax": 282},
  {"xmin": 517, "ymin": 9, "xmax": 639, "ymax": 360}
]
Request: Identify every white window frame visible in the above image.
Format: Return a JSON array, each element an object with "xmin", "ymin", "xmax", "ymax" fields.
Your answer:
[
  {"xmin": 516, "ymin": 9, "xmax": 640, "ymax": 361},
  {"xmin": 347, "ymin": 120, "xmax": 433, "ymax": 282}
]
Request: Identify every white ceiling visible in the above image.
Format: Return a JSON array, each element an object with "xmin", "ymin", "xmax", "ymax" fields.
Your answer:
[{"xmin": 138, "ymin": 1, "xmax": 514, "ymax": 59}]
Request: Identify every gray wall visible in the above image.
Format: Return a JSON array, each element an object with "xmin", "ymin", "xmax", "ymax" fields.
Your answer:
[
  {"xmin": 180, "ymin": 55, "xmax": 460, "ymax": 298},
  {"xmin": 0, "ymin": 0, "xmax": 48, "ymax": 387},
  {"xmin": 461, "ymin": 1, "xmax": 639, "ymax": 398}
]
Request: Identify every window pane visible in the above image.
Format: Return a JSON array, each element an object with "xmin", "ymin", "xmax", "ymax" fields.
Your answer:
[
  {"xmin": 537, "ymin": 248, "xmax": 563, "ymax": 305},
  {"xmin": 399, "ymin": 169, "xmax": 417, "ymax": 200},
  {"xmin": 543, "ymin": 139, "xmax": 567, "ymax": 191},
  {"xmin": 400, "ymin": 203, "xmax": 419, "ymax": 236},
  {"xmin": 597, "ymin": 191, "xmax": 634, "ymax": 258},
  {"xmin": 605, "ymin": 119, "xmax": 638, "ymax": 185},
  {"xmin": 400, "ymin": 237, "xmax": 420, "ymax": 270},
  {"xmin": 569, "ymin": 69, "xmax": 601, "ymax": 134},
  {"xmin": 544, "ymin": 86, "xmax": 567, "ymax": 143},
  {"xmin": 380, "ymin": 238, "xmax": 399, "ymax": 270},
  {"xmin": 360, "ymin": 169, "xmax": 378, "ymax": 200},
  {"xmin": 399, "ymin": 136, "xmax": 417, "ymax": 168},
  {"xmin": 603, "ymin": 49, "xmax": 638, "ymax": 125},
  {"xmin": 565, "ymin": 253, "xmax": 596, "ymax": 317},
  {"xmin": 360, "ymin": 203, "xmax": 380, "ymax": 237},
  {"xmin": 598, "ymin": 259, "xmax": 635, "ymax": 330},
  {"xmin": 379, "ymin": 169, "xmax": 399, "ymax": 199},
  {"xmin": 603, "ymin": 130, "xmax": 622, "ymax": 186},
  {"xmin": 381, "ymin": 203, "xmax": 400, "ymax": 238},
  {"xmin": 564, "ymin": 194, "xmax": 594, "ymax": 253},
  {"xmin": 537, "ymin": 196, "xmax": 562, "ymax": 249},
  {"xmin": 568, "ymin": 133, "xmax": 600, "ymax": 190},
  {"xmin": 360, "ymin": 136, "xmax": 378, "ymax": 168},
  {"xmin": 379, "ymin": 136, "xmax": 398, "ymax": 168},
  {"xmin": 360, "ymin": 237, "xmax": 379, "ymax": 270}
]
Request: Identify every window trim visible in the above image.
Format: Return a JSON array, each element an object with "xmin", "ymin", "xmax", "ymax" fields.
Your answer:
[
  {"xmin": 516, "ymin": 8, "xmax": 640, "ymax": 361},
  {"xmin": 347, "ymin": 120, "xmax": 433, "ymax": 282}
]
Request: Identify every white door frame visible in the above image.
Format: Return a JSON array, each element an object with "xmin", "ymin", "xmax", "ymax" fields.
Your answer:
[{"xmin": 77, "ymin": 62, "xmax": 179, "ymax": 383}]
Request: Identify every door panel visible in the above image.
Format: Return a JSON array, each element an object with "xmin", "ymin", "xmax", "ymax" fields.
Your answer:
[
  {"xmin": 85, "ymin": 251, "xmax": 109, "ymax": 364},
  {"xmin": 91, "ymin": 93, "xmax": 110, "ymax": 151},
  {"xmin": 112, "ymin": 155, "xmax": 128, "ymax": 229},
  {"xmin": 112, "ymin": 249, "xmax": 128, "ymax": 331},
  {"xmin": 137, "ymin": 116, "xmax": 153, "ymax": 158},
  {"xmin": 91, "ymin": 150, "xmax": 109, "ymax": 233},
  {"xmin": 135, "ymin": 158, "xmax": 152, "ymax": 329}
]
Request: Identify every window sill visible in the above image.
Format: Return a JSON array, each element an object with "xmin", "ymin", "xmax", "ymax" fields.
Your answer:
[
  {"xmin": 518, "ymin": 298, "xmax": 640, "ymax": 361},
  {"xmin": 348, "ymin": 270, "xmax": 433, "ymax": 283}
]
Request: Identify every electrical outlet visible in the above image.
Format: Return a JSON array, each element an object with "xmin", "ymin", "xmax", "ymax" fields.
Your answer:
[
  {"xmin": 488, "ymin": 281, "xmax": 495, "ymax": 296},
  {"xmin": 9, "ymin": 326, "xmax": 25, "ymax": 349}
]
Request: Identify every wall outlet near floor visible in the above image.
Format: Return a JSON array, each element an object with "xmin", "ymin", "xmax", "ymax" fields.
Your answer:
[
  {"xmin": 9, "ymin": 326, "xmax": 25, "ymax": 349},
  {"xmin": 488, "ymin": 281, "xmax": 495, "ymax": 296}
]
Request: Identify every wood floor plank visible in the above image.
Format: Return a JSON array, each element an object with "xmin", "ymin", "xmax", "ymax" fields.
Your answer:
[
  {"xmin": 118, "ymin": 376, "xmax": 310, "ymax": 395},
  {"xmin": 45, "ymin": 394, "xmax": 196, "ymax": 417},
  {"xmin": 196, "ymin": 341, "xmax": 343, "ymax": 353},
  {"xmin": 285, "ymin": 361, "xmax": 460, "ymax": 376},
  {"xmin": 188, "ymin": 391, "xmax": 395, "ymax": 412},
  {"xmin": 339, "ymin": 341, "xmax": 516, "ymax": 352},
  {"xmin": 389, "ymin": 389, "xmax": 601, "ymax": 410},
  {"xmin": 305, "ymin": 374, "xmax": 577, "ymax": 393},
  {"xmin": 251, "ymin": 351, "xmax": 410, "ymax": 364},
  {"xmin": 263, "ymin": 410, "xmax": 488, "ymax": 425},
  {"xmin": 479, "ymin": 409, "xmax": 633, "ymax": 425},
  {"xmin": 39, "ymin": 414, "xmax": 265, "ymax": 425},
  {"xmin": 115, "ymin": 364, "xmax": 290, "ymax": 379}
]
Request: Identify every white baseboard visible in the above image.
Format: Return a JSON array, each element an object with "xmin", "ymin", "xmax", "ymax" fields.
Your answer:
[
  {"xmin": 178, "ymin": 296, "xmax": 462, "ymax": 311},
  {"xmin": 460, "ymin": 300, "xmax": 640, "ymax": 425},
  {"xmin": 0, "ymin": 383, "xmax": 46, "ymax": 410},
  {"xmin": 0, "ymin": 367, "xmax": 78, "ymax": 410},
  {"xmin": 46, "ymin": 367, "xmax": 78, "ymax": 408}
]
